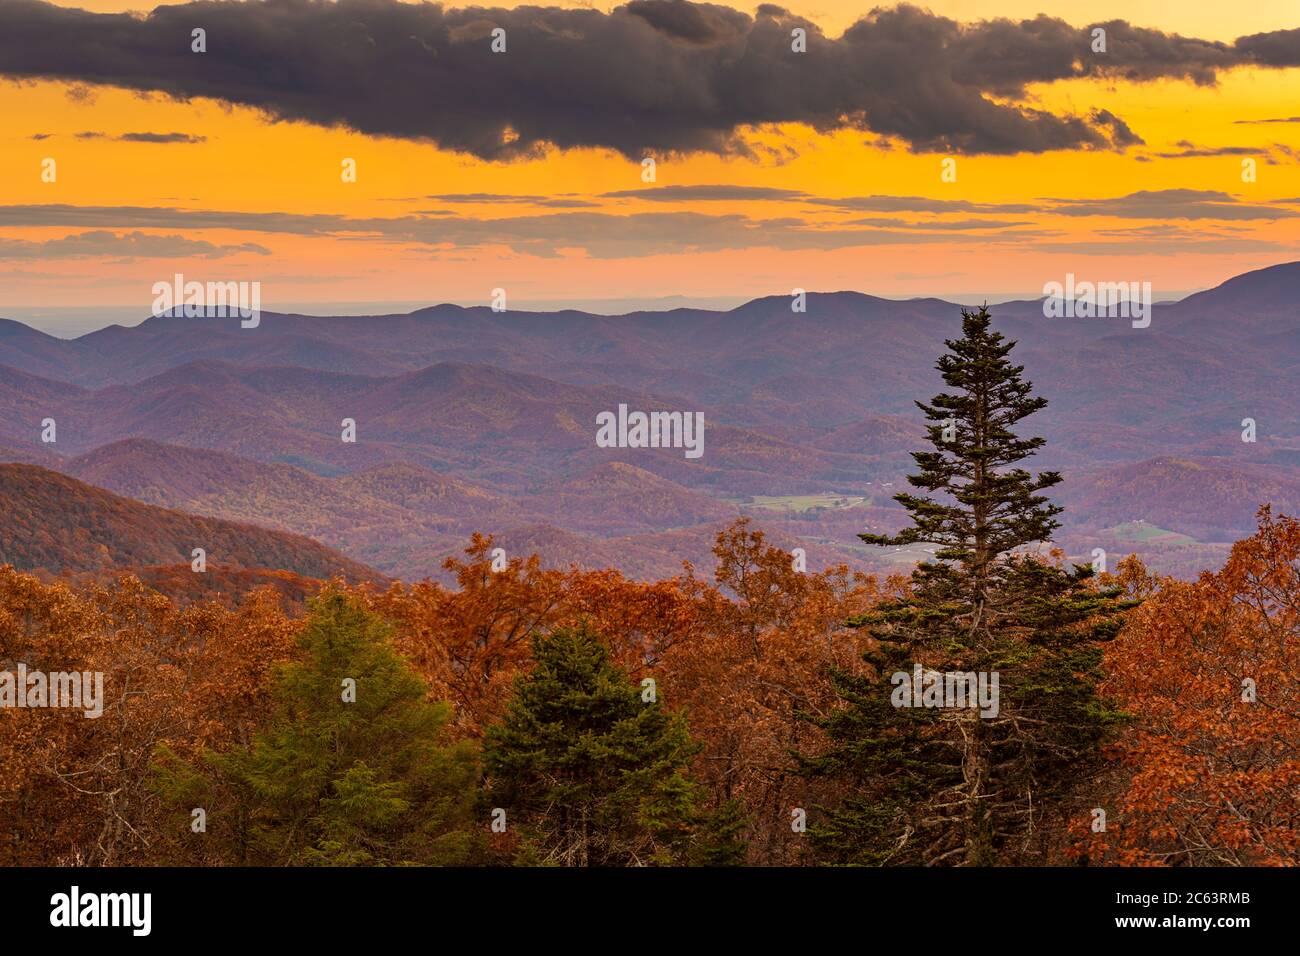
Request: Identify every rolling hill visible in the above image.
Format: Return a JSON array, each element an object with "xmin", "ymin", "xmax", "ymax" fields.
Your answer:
[{"xmin": 0, "ymin": 463, "xmax": 382, "ymax": 582}]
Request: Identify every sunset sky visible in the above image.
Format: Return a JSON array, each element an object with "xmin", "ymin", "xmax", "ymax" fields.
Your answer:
[{"xmin": 1, "ymin": 0, "xmax": 1299, "ymax": 332}]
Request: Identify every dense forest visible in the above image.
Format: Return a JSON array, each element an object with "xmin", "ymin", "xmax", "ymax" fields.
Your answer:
[{"xmin": 1, "ymin": 309, "xmax": 1296, "ymax": 867}]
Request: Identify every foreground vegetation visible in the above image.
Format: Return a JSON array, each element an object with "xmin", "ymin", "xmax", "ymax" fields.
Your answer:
[{"xmin": 2, "ymin": 308, "xmax": 1296, "ymax": 866}]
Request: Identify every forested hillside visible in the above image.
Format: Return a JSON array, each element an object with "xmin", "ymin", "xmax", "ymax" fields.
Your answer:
[{"xmin": 0, "ymin": 464, "xmax": 381, "ymax": 582}]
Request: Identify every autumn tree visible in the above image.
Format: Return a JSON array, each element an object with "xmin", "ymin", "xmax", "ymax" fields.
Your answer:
[
  {"xmin": 660, "ymin": 519, "xmax": 881, "ymax": 864},
  {"xmin": 481, "ymin": 623, "xmax": 744, "ymax": 866},
  {"xmin": 155, "ymin": 591, "xmax": 482, "ymax": 866},
  {"xmin": 803, "ymin": 306, "xmax": 1133, "ymax": 865},
  {"xmin": 0, "ymin": 568, "xmax": 108, "ymax": 864},
  {"xmin": 357, "ymin": 534, "xmax": 569, "ymax": 735},
  {"xmin": 0, "ymin": 567, "xmax": 299, "ymax": 866},
  {"xmin": 354, "ymin": 535, "xmax": 710, "ymax": 736},
  {"xmin": 1078, "ymin": 508, "xmax": 1300, "ymax": 865}
]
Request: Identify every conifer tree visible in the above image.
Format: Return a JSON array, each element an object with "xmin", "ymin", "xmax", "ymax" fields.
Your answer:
[
  {"xmin": 482, "ymin": 624, "xmax": 745, "ymax": 866},
  {"xmin": 801, "ymin": 306, "xmax": 1134, "ymax": 866},
  {"xmin": 154, "ymin": 591, "xmax": 483, "ymax": 866}
]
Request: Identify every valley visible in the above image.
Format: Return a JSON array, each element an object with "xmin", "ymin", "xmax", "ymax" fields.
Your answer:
[{"xmin": 1, "ymin": 262, "xmax": 1297, "ymax": 583}]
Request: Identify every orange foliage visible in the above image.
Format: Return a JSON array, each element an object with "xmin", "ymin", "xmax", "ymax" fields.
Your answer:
[
  {"xmin": 658, "ymin": 521, "xmax": 889, "ymax": 863},
  {"xmin": 1078, "ymin": 508, "xmax": 1300, "ymax": 866},
  {"xmin": 0, "ymin": 569, "xmax": 298, "ymax": 865},
  {"xmin": 6, "ymin": 509, "xmax": 1298, "ymax": 868},
  {"xmin": 347, "ymin": 520, "xmax": 886, "ymax": 863}
]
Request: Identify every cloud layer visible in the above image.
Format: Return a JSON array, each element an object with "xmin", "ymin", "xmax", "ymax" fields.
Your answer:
[
  {"xmin": 1, "ymin": 0, "xmax": 1295, "ymax": 158},
  {"xmin": 0, "ymin": 189, "xmax": 1291, "ymax": 259}
]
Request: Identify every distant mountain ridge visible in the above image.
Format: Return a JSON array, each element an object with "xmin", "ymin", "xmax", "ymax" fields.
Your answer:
[{"xmin": 2, "ymin": 261, "xmax": 1297, "ymax": 580}]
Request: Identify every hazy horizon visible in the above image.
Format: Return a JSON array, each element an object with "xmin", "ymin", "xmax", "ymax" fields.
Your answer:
[{"xmin": 5, "ymin": 286, "xmax": 1210, "ymax": 339}]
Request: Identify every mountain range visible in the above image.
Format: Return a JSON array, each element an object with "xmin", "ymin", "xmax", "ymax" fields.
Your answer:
[{"xmin": 2, "ymin": 261, "xmax": 1298, "ymax": 582}]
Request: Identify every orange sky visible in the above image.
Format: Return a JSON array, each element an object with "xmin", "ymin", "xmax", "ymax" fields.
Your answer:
[{"xmin": 1, "ymin": 0, "xmax": 1299, "ymax": 328}]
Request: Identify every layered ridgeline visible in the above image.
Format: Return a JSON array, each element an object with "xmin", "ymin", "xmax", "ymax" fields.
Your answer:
[
  {"xmin": 0, "ymin": 463, "xmax": 381, "ymax": 583},
  {"xmin": 1, "ymin": 262, "xmax": 1297, "ymax": 580}
]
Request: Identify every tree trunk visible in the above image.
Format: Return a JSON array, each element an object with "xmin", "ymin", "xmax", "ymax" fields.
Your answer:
[{"xmin": 962, "ymin": 713, "xmax": 993, "ymax": 865}]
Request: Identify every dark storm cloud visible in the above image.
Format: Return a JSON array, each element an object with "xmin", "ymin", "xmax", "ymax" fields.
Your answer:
[
  {"xmin": 622, "ymin": 0, "xmax": 750, "ymax": 44},
  {"xmin": 0, "ymin": 0, "xmax": 1291, "ymax": 158},
  {"xmin": 1233, "ymin": 27, "xmax": 1300, "ymax": 67}
]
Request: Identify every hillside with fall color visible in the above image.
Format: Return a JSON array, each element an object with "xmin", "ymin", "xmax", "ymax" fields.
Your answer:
[
  {"xmin": 0, "ymin": 463, "xmax": 381, "ymax": 582},
  {"xmin": 2, "ymin": 512, "xmax": 1296, "ymax": 867}
]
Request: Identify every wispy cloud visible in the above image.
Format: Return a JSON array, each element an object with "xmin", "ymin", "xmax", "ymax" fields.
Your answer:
[
  {"xmin": 0, "ymin": 203, "xmax": 1045, "ymax": 258},
  {"xmin": 0, "ymin": 185, "xmax": 1293, "ymax": 261},
  {"xmin": 417, "ymin": 193, "xmax": 597, "ymax": 208},
  {"xmin": 0, "ymin": 230, "xmax": 269, "ymax": 260},
  {"xmin": 808, "ymin": 195, "xmax": 1039, "ymax": 213},
  {"xmin": 1044, "ymin": 189, "xmax": 1299, "ymax": 220},
  {"xmin": 602, "ymin": 185, "xmax": 809, "ymax": 202},
  {"xmin": 62, "ymin": 130, "xmax": 207, "ymax": 143}
]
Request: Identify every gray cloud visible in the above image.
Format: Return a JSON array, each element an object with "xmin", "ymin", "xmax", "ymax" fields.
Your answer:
[
  {"xmin": 0, "ymin": 0, "xmax": 1287, "ymax": 158},
  {"xmin": 419, "ymin": 193, "xmax": 598, "ymax": 208},
  {"xmin": 1142, "ymin": 140, "xmax": 1300, "ymax": 163},
  {"xmin": 0, "ymin": 203, "xmax": 1041, "ymax": 258},
  {"xmin": 2, "ymin": 186, "xmax": 1292, "ymax": 261},
  {"xmin": 844, "ymin": 217, "xmax": 1038, "ymax": 231},
  {"xmin": 0, "ymin": 230, "xmax": 270, "ymax": 259},
  {"xmin": 602, "ymin": 184, "xmax": 809, "ymax": 201},
  {"xmin": 69, "ymin": 130, "xmax": 206, "ymax": 143},
  {"xmin": 1149, "ymin": 141, "xmax": 1260, "ymax": 158},
  {"xmin": 0, "ymin": 204, "xmax": 371, "ymax": 235},
  {"xmin": 1045, "ymin": 189, "xmax": 1300, "ymax": 221},
  {"xmin": 808, "ymin": 195, "xmax": 1039, "ymax": 213},
  {"xmin": 1090, "ymin": 109, "xmax": 1144, "ymax": 147},
  {"xmin": 1234, "ymin": 27, "xmax": 1300, "ymax": 66},
  {"xmin": 119, "ymin": 131, "xmax": 207, "ymax": 143}
]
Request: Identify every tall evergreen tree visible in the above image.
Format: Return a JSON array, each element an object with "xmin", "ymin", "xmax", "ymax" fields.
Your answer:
[
  {"xmin": 482, "ymin": 624, "xmax": 745, "ymax": 866},
  {"xmin": 801, "ymin": 306, "xmax": 1134, "ymax": 866},
  {"xmin": 154, "ymin": 592, "xmax": 483, "ymax": 866}
]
